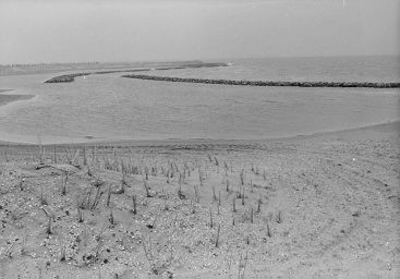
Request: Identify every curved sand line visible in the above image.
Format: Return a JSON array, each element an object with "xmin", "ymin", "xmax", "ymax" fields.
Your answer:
[
  {"xmin": 122, "ymin": 74, "xmax": 400, "ymax": 88},
  {"xmin": 0, "ymin": 89, "xmax": 34, "ymax": 107},
  {"xmin": 65, "ymin": 120, "xmax": 400, "ymax": 149},
  {"xmin": 1, "ymin": 120, "xmax": 398, "ymax": 148},
  {"xmin": 0, "ymin": 89, "xmax": 13, "ymax": 93}
]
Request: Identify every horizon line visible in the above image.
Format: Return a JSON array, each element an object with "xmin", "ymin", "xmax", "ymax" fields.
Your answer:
[{"xmin": 1, "ymin": 53, "xmax": 399, "ymax": 67}]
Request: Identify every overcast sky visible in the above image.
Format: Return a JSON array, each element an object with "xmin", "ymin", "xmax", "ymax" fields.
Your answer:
[{"xmin": 0, "ymin": 0, "xmax": 398, "ymax": 64}]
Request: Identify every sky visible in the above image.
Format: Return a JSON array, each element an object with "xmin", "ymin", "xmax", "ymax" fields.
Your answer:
[{"xmin": 0, "ymin": 0, "xmax": 399, "ymax": 64}]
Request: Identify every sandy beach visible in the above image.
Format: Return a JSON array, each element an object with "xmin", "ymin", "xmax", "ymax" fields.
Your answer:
[
  {"xmin": 0, "ymin": 120, "xmax": 398, "ymax": 279},
  {"xmin": 1, "ymin": 0, "xmax": 399, "ymax": 278}
]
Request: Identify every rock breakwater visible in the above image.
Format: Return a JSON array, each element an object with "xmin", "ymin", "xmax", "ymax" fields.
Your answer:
[
  {"xmin": 44, "ymin": 62, "xmax": 228, "ymax": 83},
  {"xmin": 122, "ymin": 74, "xmax": 400, "ymax": 88}
]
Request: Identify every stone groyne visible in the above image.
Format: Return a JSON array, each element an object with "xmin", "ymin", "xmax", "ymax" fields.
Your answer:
[
  {"xmin": 122, "ymin": 74, "xmax": 400, "ymax": 88},
  {"xmin": 44, "ymin": 62, "xmax": 228, "ymax": 83},
  {"xmin": 45, "ymin": 73, "xmax": 91, "ymax": 83}
]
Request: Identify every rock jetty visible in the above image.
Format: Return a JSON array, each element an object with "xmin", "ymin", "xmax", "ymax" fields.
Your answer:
[
  {"xmin": 122, "ymin": 74, "xmax": 400, "ymax": 88},
  {"xmin": 45, "ymin": 73, "xmax": 91, "ymax": 83},
  {"xmin": 44, "ymin": 62, "xmax": 228, "ymax": 83}
]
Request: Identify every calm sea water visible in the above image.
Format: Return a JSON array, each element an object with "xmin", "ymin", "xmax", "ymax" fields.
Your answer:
[
  {"xmin": 0, "ymin": 56, "xmax": 399, "ymax": 144},
  {"xmin": 154, "ymin": 56, "xmax": 400, "ymax": 82}
]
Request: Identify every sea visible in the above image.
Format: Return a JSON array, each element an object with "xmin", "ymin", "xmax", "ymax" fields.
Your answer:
[{"xmin": 0, "ymin": 55, "xmax": 399, "ymax": 144}]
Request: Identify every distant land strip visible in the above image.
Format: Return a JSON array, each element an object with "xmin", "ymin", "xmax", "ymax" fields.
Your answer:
[
  {"xmin": 122, "ymin": 74, "xmax": 400, "ymax": 88},
  {"xmin": 44, "ymin": 62, "xmax": 227, "ymax": 83}
]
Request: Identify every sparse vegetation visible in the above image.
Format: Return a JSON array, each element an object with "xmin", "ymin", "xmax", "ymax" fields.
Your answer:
[{"xmin": 0, "ymin": 131, "xmax": 397, "ymax": 279}]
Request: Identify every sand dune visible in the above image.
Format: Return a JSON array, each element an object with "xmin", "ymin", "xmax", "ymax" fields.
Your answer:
[{"xmin": 0, "ymin": 121, "xmax": 398, "ymax": 278}]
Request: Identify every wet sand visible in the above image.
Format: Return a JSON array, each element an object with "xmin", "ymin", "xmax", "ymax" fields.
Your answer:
[{"xmin": 0, "ymin": 89, "xmax": 34, "ymax": 107}]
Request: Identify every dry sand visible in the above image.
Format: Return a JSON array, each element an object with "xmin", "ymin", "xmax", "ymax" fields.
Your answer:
[{"xmin": 0, "ymin": 121, "xmax": 398, "ymax": 279}]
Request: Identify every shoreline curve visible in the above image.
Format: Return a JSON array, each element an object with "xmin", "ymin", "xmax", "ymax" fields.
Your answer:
[
  {"xmin": 0, "ymin": 120, "xmax": 398, "ymax": 147},
  {"xmin": 0, "ymin": 89, "xmax": 34, "ymax": 107}
]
